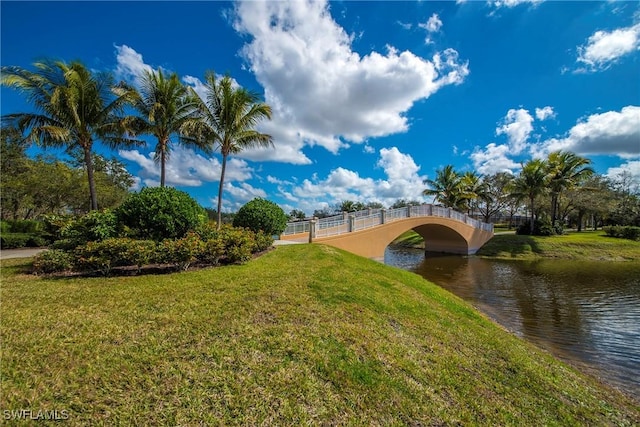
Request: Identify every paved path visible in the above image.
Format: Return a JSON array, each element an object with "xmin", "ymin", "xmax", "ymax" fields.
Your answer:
[{"xmin": 0, "ymin": 248, "xmax": 46, "ymax": 260}]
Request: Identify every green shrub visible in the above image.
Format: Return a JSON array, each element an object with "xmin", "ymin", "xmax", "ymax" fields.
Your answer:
[
  {"xmin": 60, "ymin": 210, "xmax": 118, "ymax": 248},
  {"xmin": 233, "ymin": 198, "xmax": 288, "ymax": 236},
  {"xmin": 26, "ymin": 235, "xmax": 47, "ymax": 247},
  {"xmin": 516, "ymin": 218, "xmax": 560, "ymax": 236},
  {"xmin": 41, "ymin": 214, "xmax": 74, "ymax": 240},
  {"xmin": 32, "ymin": 250, "xmax": 74, "ymax": 274},
  {"xmin": 116, "ymin": 187, "xmax": 206, "ymax": 241},
  {"xmin": 254, "ymin": 231, "xmax": 274, "ymax": 252},
  {"xmin": 4, "ymin": 219, "xmax": 42, "ymax": 234},
  {"xmin": 157, "ymin": 233, "xmax": 205, "ymax": 270},
  {"xmin": 218, "ymin": 225, "xmax": 255, "ymax": 264},
  {"xmin": 0, "ymin": 233, "xmax": 30, "ymax": 249},
  {"xmin": 0, "ymin": 221, "xmax": 10, "ymax": 234},
  {"xmin": 74, "ymin": 238, "xmax": 154, "ymax": 275},
  {"xmin": 605, "ymin": 226, "xmax": 640, "ymax": 241}
]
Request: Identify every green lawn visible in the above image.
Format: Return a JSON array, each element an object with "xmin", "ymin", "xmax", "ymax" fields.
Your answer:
[
  {"xmin": 476, "ymin": 230, "xmax": 640, "ymax": 261},
  {"xmin": 1, "ymin": 245, "xmax": 638, "ymax": 425}
]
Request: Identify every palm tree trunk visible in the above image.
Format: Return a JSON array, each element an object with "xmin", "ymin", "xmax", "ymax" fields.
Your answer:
[
  {"xmin": 84, "ymin": 145, "xmax": 98, "ymax": 211},
  {"xmin": 217, "ymin": 154, "xmax": 227, "ymax": 230},
  {"xmin": 530, "ymin": 196, "xmax": 535, "ymax": 231},
  {"xmin": 160, "ymin": 143, "xmax": 166, "ymax": 188}
]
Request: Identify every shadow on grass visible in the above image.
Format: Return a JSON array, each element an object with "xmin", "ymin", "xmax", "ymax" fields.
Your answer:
[{"xmin": 477, "ymin": 234, "xmax": 543, "ymax": 257}]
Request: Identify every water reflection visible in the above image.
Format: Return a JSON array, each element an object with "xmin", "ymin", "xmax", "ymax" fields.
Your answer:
[{"xmin": 385, "ymin": 247, "xmax": 640, "ymax": 399}]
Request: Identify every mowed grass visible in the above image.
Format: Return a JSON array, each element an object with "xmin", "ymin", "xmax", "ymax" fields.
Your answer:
[
  {"xmin": 477, "ymin": 230, "xmax": 640, "ymax": 261},
  {"xmin": 1, "ymin": 245, "xmax": 639, "ymax": 425}
]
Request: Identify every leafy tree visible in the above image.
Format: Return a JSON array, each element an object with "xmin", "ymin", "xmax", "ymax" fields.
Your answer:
[
  {"xmin": 461, "ymin": 171, "xmax": 483, "ymax": 214},
  {"xmin": 477, "ymin": 172, "xmax": 513, "ymax": 223},
  {"xmin": 338, "ymin": 200, "xmax": 366, "ymax": 212},
  {"xmin": 233, "ymin": 198, "xmax": 288, "ymax": 236},
  {"xmin": 312, "ymin": 207, "xmax": 336, "ymax": 219},
  {"xmin": 511, "ymin": 159, "xmax": 548, "ymax": 232},
  {"xmin": 365, "ymin": 201, "xmax": 384, "ymax": 209},
  {"xmin": 289, "ymin": 209, "xmax": 306, "ymax": 221},
  {"xmin": 568, "ymin": 175, "xmax": 615, "ymax": 231},
  {"xmin": 1, "ymin": 60, "xmax": 140, "ymax": 210},
  {"xmin": 423, "ymin": 165, "xmax": 467, "ymax": 210},
  {"xmin": 115, "ymin": 187, "xmax": 206, "ymax": 241},
  {"xmin": 182, "ymin": 71, "xmax": 273, "ymax": 228},
  {"xmin": 390, "ymin": 199, "xmax": 422, "ymax": 209},
  {"xmin": 546, "ymin": 151, "xmax": 594, "ymax": 226},
  {"xmin": 131, "ymin": 69, "xmax": 202, "ymax": 187}
]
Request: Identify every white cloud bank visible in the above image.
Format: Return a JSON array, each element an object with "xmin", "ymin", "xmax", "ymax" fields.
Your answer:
[
  {"xmin": 232, "ymin": 0, "xmax": 469, "ymax": 164},
  {"xmin": 495, "ymin": 108, "xmax": 534, "ymax": 155},
  {"xmin": 489, "ymin": 0, "xmax": 544, "ymax": 9},
  {"xmin": 577, "ymin": 23, "xmax": 640, "ymax": 72},
  {"xmin": 275, "ymin": 147, "xmax": 428, "ymax": 213}
]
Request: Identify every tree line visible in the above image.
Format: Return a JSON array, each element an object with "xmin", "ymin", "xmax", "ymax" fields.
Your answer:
[{"xmin": 1, "ymin": 60, "xmax": 273, "ymax": 229}]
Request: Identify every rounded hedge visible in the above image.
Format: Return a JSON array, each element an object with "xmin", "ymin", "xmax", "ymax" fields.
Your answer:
[
  {"xmin": 115, "ymin": 187, "xmax": 206, "ymax": 241},
  {"xmin": 233, "ymin": 198, "xmax": 288, "ymax": 236}
]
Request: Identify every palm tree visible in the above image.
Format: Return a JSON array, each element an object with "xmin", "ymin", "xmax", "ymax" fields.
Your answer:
[
  {"xmin": 423, "ymin": 165, "xmax": 466, "ymax": 210},
  {"xmin": 461, "ymin": 171, "xmax": 484, "ymax": 215},
  {"xmin": 1, "ymin": 60, "xmax": 140, "ymax": 210},
  {"xmin": 546, "ymin": 151, "xmax": 594, "ymax": 226},
  {"xmin": 511, "ymin": 159, "xmax": 548, "ymax": 231},
  {"xmin": 181, "ymin": 71, "xmax": 273, "ymax": 228},
  {"xmin": 132, "ymin": 69, "xmax": 202, "ymax": 187}
]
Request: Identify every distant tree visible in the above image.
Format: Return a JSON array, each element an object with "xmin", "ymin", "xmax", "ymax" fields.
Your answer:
[
  {"xmin": 365, "ymin": 201, "xmax": 384, "ymax": 209},
  {"xmin": 1, "ymin": 60, "xmax": 140, "ymax": 210},
  {"xmin": 312, "ymin": 207, "xmax": 336, "ymax": 219},
  {"xmin": 546, "ymin": 151, "xmax": 594, "ymax": 226},
  {"xmin": 182, "ymin": 71, "xmax": 273, "ymax": 229},
  {"xmin": 131, "ymin": 69, "xmax": 202, "ymax": 187},
  {"xmin": 289, "ymin": 209, "xmax": 306, "ymax": 221},
  {"xmin": 477, "ymin": 172, "xmax": 513, "ymax": 223},
  {"xmin": 423, "ymin": 165, "xmax": 467, "ymax": 210},
  {"xmin": 337, "ymin": 200, "xmax": 366, "ymax": 212},
  {"xmin": 390, "ymin": 199, "xmax": 422, "ymax": 209},
  {"xmin": 233, "ymin": 198, "xmax": 288, "ymax": 236},
  {"xmin": 511, "ymin": 159, "xmax": 548, "ymax": 231},
  {"xmin": 461, "ymin": 171, "xmax": 483, "ymax": 214}
]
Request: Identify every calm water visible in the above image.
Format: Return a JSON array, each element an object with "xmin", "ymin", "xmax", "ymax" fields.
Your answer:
[{"xmin": 385, "ymin": 247, "xmax": 640, "ymax": 399}]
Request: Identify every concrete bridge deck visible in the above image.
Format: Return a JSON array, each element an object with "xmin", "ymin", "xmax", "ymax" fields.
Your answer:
[{"xmin": 280, "ymin": 205, "xmax": 494, "ymax": 258}]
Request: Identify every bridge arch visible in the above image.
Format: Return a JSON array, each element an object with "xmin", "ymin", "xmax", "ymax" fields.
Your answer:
[{"xmin": 280, "ymin": 205, "xmax": 494, "ymax": 259}]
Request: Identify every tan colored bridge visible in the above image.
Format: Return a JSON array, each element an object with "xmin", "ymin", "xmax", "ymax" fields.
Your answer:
[{"xmin": 280, "ymin": 205, "xmax": 494, "ymax": 258}]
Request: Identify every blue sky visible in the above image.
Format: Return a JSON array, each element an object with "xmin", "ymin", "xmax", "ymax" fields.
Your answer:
[{"xmin": 2, "ymin": 1, "xmax": 639, "ymax": 214}]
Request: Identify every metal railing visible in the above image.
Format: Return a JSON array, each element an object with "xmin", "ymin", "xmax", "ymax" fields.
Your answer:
[{"xmin": 280, "ymin": 204, "xmax": 494, "ymax": 237}]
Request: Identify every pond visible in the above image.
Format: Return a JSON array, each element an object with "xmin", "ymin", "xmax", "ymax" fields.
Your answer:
[{"xmin": 385, "ymin": 247, "xmax": 640, "ymax": 400}]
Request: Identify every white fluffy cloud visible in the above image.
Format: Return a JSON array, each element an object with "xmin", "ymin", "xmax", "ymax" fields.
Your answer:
[
  {"xmin": 535, "ymin": 106, "xmax": 640, "ymax": 158},
  {"xmin": 274, "ymin": 147, "xmax": 427, "ymax": 213},
  {"xmin": 606, "ymin": 160, "xmax": 640, "ymax": 185},
  {"xmin": 490, "ymin": 0, "xmax": 544, "ymax": 8},
  {"xmin": 119, "ymin": 146, "xmax": 254, "ymax": 188},
  {"xmin": 114, "ymin": 44, "xmax": 152, "ymax": 83},
  {"xmin": 232, "ymin": 0, "xmax": 469, "ymax": 164},
  {"xmin": 470, "ymin": 143, "xmax": 521, "ymax": 175},
  {"xmin": 495, "ymin": 108, "xmax": 534, "ymax": 154},
  {"xmin": 535, "ymin": 106, "xmax": 555, "ymax": 121},
  {"xmin": 577, "ymin": 23, "xmax": 640, "ymax": 72},
  {"xmin": 222, "ymin": 182, "xmax": 268, "ymax": 211}
]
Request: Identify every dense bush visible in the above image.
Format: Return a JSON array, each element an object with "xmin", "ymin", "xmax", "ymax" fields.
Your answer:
[
  {"xmin": 517, "ymin": 218, "xmax": 562, "ymax": 236},
  {"xmin": 604, "ymin": 226, "xmax": 640, "ymax": 241},
  {"xmin": 116, "ymin": 187, "xmax": 206, "ymax": 241},
  {"xmin": 75, "ymin": 238, "xmax": 158, "ymax": 275},
  {"xmin": 159, "ymin": 233, "xmax": 205, "ymax": 270},
  {"xmin": 32, "ymin": 250, "xmax": 75, "ymax": 274},
  {"xmin": 233, "ymin": 198, "xmax": 288, "ymax": 236},
  {"xmin": 3, "ymin": 219, "xmax": 42, "ymax": 234},
  {"xmin": 1, "ymin": 221, "xmax": 10, "ymax": 234},
  {"xmin": 0, "ymin": 233, "xmax": 30, "ymax": 249},
  {"xmin": 59, "ymin": 210, "xmax": 118, "ymax": 249}
]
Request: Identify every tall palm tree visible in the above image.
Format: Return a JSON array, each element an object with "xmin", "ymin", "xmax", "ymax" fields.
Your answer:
[
  {"xmin": 511, "ymin": 159, "xmax": 548, "ymax": 230},
  {"xmin": 546, "ymin": 151, "xmax": 594, "ymax": 226},
  {"xmin": 182, "ymin": 71, "xmax": 273, "ymax": 228},
  {"xmin": 461, "ymin": 171, "xmax": 484, "ymax": 215},
  {"xmin": 423, "ymin": 165, "xmax": 466, "ymax": 210},
  {"xmin": 132, "ymin": 69, "xmax": 202, "ymax": 187},
  {"xmin": 1, "ymin": 60, "xmax": 140, "ymax": 210}
]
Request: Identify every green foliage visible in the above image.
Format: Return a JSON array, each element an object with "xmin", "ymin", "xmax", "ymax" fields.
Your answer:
[
  {"xmin": 218, "ymin": 225, "xmax": 255, "ymax": 264},
  {"xmin": 3, "ymin": 219, "xmax": 42, "ymax": 233},
  {"xmin": 0, "ymin": 221, "xmax": 9, "ymax": 234},
  {"xmin": 60, "ymin": 210, "xmax": 118, "ymax": 248},
  {"xmin": 0, "ymin": 233, "xmax": 30, "ymax": 249},
  {"xmin": 516, "ymin": 218, "xmax": 562, "ymax": 236},
  {"xmin": 74, "ymin": 238, "xmax": 157, "ymax": 275},
  {"xmin": 253, "ymin": 231, "xmax": 274, "ymax": 252},
  {"xmin": 116, "ymin": 187, "xmax": 206, "ymax": 241},
  {"xmin": 233, "ymin": 198, "xmax": 287, "ymax": 236},
  {"xmin": 32, "ymin": 250, "xmax": 74, "ymax": 274},
  {"xmin": 604, "ymin": 226, "xmax": 640, "ymax": 241},
  {"xmin": 159, "ymin": 233, "xmax": 205, "ymax": 270}
]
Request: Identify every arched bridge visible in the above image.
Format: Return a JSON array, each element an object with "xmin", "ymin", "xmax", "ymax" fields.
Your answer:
[{"xmin": 280, "ymin": 205, "xmax": 494, "ymax": 258}]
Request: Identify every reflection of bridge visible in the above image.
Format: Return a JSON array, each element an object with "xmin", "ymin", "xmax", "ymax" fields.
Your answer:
[{"xmin": 280, "ymin": 205, "xmax": 494, "ymax": 258}]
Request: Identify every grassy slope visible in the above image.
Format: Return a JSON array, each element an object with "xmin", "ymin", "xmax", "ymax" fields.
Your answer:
[{"xmin": 1, "ymin": 245, "xmax": 638, "ymax": 425}]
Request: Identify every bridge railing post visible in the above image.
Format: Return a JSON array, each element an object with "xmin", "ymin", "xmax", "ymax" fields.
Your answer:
[
  {"xmin": 309, "ymin": 218, "xmax": 317, "ymax": 243},
  {"xmin": 348, "ymin": 215, "xmax": 355, "ymax": 232},
  {"xmin": 342, "ymin": 211, "xmax": 349, "ymax": 221},
  {"xmin": 380, "ymin": 208, "xmax": 386, "ymax": 224},
  {"xmin": 407, "ymin": 206, "xmax": 411, "ymax": 218}
]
